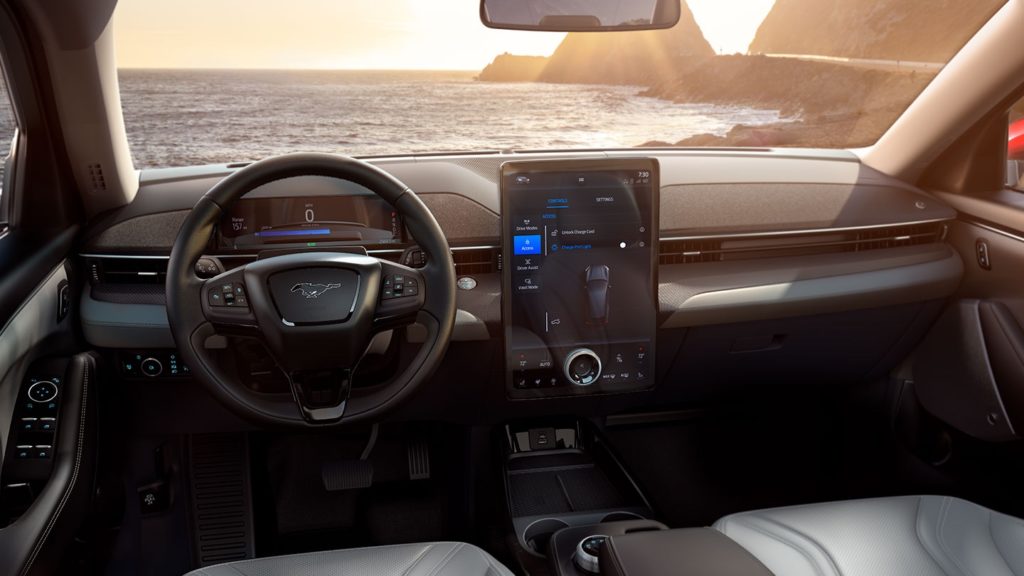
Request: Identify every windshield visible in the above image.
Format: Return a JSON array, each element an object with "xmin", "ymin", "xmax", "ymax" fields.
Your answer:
[{"xmin": 115, "ymin": 0, "xmax": 1005, "ymax": 168}]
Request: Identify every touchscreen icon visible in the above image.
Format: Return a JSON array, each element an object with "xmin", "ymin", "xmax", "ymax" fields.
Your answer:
[{"xmin": 513, "ymin": 235, "xmax": 542, "ymax": 255}]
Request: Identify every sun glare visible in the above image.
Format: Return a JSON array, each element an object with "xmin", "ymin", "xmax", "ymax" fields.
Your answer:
[
  {"xmin": 689, "ymin": 0, "xmax": 776, "ymax": 55},
  {"xmin": 114, "ymin": 0, "xmax": 775, "ymax": 70}
]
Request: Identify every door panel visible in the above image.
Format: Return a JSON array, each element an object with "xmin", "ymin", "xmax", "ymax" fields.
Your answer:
[
  {"xmin": 0, "ymin": 240, "xmax": 96, "ymax": 574},
  {"xmin": 912, "ymin": 218, "xmax": 1024, "ymax": 441},
  {"xmin": 0, "ymin": 262, "xmax": 69, "ymax": 447}
]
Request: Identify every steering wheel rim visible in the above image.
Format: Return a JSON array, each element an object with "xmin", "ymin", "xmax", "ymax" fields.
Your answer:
[{"xmin": 166, "ymin": 153, "xmax": 457, "ymax": 427}]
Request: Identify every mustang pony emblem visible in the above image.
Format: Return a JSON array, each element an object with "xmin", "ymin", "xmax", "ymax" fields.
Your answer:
[{"xmin": 290, "ymin": 282, "xmax": 342, "ymax": 299}]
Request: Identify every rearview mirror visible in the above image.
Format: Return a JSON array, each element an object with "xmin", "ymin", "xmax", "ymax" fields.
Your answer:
[{"xmin": 480, "ymin": 0, "xmax": 681, "ymax": 32}]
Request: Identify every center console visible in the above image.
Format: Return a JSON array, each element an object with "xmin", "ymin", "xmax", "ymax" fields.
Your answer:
[{"xmin": 501, "ymin": 158, "xmax": 659, "ymax": 398}]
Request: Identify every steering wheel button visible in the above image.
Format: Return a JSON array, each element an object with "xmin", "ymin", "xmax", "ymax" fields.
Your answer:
[{"xmin": 208, "ymin": 291, "xmax": 224, "ymax": 306}]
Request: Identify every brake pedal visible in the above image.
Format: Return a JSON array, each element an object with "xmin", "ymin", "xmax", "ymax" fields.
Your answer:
[
  {"xmin": 322, "ymin": 424, "xmax": 377, "ymax": 491},
  {"xmin": 322, "ymin": 460, "xmax": 374, "ymax": 491},
  {"xmin": 407, "ymin": 441, "xmax": 430, "ymax": 480}
]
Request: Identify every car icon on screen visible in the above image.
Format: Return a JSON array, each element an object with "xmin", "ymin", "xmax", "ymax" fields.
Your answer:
[{"xmin": 584, "ymin": 264, "xmax": 610, "ymax": 325}]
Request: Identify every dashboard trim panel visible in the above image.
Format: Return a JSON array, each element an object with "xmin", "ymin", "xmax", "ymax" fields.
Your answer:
[{"xmin": 659, "ymin": 217, "xmax": 954, "ymax": 241}]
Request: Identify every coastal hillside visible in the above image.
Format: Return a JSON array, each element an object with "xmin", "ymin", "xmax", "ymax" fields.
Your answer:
[
  {"xmin": 477, "ymin": 54, "xmax": 548, "ymax": 82},
  {"xmin": 749, "ymin": 0, "xmax": 1005, "ymax": 62},
  {"xmin": 537, "ymin": 1, "xmax": 712, "ymax": 85},
  {"xmin": 478, "ymin": 0, "xmax": 712, "ymax": 85},
  {"xmin": 642, "ymin": 55, "xmax": 935, "ymax": 148}
]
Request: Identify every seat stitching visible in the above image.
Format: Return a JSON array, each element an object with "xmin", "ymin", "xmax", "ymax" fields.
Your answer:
[
  {"xmin": 914, "ymin": 495, "xmax": 954, "ymax": 576},
  {"xmin": 757, "ymin": 515, "xmax": 846, "ymax": 576},
  {"xmin": 917, "ymin": 494, "xmax": 962, "ymax": 573},
  {"xmin": 732, "ymin": 516, "xmax": 836, "ymax": 576},
  {"xmin": 398, "ymin": 544, "xmax": 437, "ymax": 576},
  {"xmin": 423, "ymin": 542, "xmax": 464, "ymax": 576},
  {"xmin": 936, "ymin": 496, "xmax": 975, "ymax": 576}
]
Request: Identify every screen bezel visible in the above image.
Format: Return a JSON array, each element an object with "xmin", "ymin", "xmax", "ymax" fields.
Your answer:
[{"xmin": 500, "ymin": 157, "xmax": 660, "ymax": 397}]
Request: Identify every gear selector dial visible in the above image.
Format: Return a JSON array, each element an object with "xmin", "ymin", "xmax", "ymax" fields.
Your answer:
[{"xmin": 564, "ymin": 348, "xmax": 602, "ymax": 386}]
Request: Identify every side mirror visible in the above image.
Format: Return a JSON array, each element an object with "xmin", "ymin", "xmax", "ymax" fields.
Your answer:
[
  {"xmin": 480, "ymin": 0, "xmax": 681, "ymax": 32},
  {"xmin": 1007, "ymin": 118, "xmax": 1024, "ymax": 187}
]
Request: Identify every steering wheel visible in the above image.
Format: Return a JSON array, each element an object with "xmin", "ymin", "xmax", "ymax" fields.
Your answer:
[{"xmin": 166, "ymin": 153, "xmax": 457, "ymax": 426}]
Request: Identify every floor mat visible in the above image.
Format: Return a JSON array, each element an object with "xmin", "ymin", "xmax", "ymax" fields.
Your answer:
[{"xmin": 252, "ymin": 425, "xmax": 469, "ymax": 557}]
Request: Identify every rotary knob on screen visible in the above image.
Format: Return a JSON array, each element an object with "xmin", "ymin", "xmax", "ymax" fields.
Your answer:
[{"xmin": 564, "ymin": 348, "xmax": 602, "ymax": 386}]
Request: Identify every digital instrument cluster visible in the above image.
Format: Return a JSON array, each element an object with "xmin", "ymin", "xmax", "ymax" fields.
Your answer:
[
  {"xmin": 218, "ymin": 194, "xmax": 403, "ymax": 249},
  {"xmin": 501, "ymin": 158, "xmax": 659, "ymax": 398}
]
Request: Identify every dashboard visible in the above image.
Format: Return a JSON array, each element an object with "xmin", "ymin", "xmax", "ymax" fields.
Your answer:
[{"xmin": 78, "ymin": 149, "xmax": 964, "ymax": 419}]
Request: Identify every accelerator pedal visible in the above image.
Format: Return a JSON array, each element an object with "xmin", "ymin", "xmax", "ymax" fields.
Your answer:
[{"xmin": 408, "ymin": 441, "xmax": 431, "ymax": 480}]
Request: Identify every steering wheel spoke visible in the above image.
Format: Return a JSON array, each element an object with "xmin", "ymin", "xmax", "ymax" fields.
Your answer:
[
  {"xmin": 200, "ymin": 267, "xmax": 260, "ymax": 332},
  {"xmin": 373, "ymin": 259, "xmax": 426, "ymax": 330},
  {"xmin": 288, "ymin": 367, "xmax": 354, "ymax": 423}
]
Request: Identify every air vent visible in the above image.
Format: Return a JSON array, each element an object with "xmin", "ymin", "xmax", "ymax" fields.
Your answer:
[
  {"xmin": 387, "ymin": 247, "xmax": 499, "ymax": 274},
  {"xmin": 452, "ymin": 247, "xmax": 499, "ymax": 274},
  {"xmin": 660, "ymin": 222, "xmax": 948, "ymax": 265},
  {"xmin": 87, "ymin": 257, "xmax": 167, "ymax": 285}
]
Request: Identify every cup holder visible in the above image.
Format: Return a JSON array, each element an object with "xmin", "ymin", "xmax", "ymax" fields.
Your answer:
[
  {"xmin": 600, "ymin": 511, "xmax": 645, "ymax": 523},
  {"xmin": 523, "ymin": 518, "xmax": 570, "ymax": 557}
]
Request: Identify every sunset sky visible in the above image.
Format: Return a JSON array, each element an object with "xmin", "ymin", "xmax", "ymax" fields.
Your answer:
[{"xmin": 113, "ymin": 0, "xmax": 776, "ymax": 70}]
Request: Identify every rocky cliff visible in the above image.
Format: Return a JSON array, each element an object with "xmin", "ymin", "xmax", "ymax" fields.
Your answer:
[
  {"xmin": 477, "ymin": 54, "xmax": 549, "ymax": 82},
  {"xmin": 537, "ymin": 1, "xmax": 712, "ymax": 85},
  {"xmin": 749, "ymin": 0, "xmax": 1004, "ymax": 62},
  {"xmin": 478, "ymin": 0, "xmax": 712, "ymax": 85}
]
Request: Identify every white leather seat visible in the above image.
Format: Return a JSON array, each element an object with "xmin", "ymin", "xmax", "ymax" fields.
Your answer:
[
  {"xmin": 714, "ymin": 495, "xmax": 1024, "ymax": 576},
  {"xmin": 184, "ymin": 542, "xmax": 513, "ymax": 576}
]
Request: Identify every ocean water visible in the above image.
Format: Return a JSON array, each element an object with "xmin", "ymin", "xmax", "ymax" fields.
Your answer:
[{"xmin": 120, "ymin": 69, "xmax": 782, "ymax": 168}]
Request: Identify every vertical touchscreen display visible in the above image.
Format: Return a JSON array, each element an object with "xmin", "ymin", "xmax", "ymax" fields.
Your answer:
[{"xmin": 501, "ymin": 159, "xmax": 659, "ymax": 396}]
